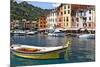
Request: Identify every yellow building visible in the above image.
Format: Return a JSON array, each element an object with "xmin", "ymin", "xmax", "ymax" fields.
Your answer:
[
  {"xmin": 56, "ymin": 4, "xmax": 72, "ymax": 30},
  {"xmin": 63, "ymin": 4, "xmax": 72, "ymax": 29},
  {"xmin": 31, "ymin": 21, "xmax": 38, "ymax": 30}
]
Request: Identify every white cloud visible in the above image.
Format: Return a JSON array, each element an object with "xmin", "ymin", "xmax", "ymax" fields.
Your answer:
[
  {"xmin": 16, "ymin": 0, "xmax": 23, "ymax": 3},
  {"xmin": 52, "ymin": 3, "xmax": 61, "ymax": 8}
]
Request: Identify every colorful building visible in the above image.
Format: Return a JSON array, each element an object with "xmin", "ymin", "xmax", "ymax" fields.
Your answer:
[
  {"xmin": 56, "ymin": 4, "xmax": 63, "ymax": 28},
  {"xmin": 45, "ymin": 4, "xmax": 95, "ymax": 31},
  {"xmin": 10, "ymin": 20, "xmax": 20, "ymax": 30},
  {"xmin": 38, "ymin": 16, "xmax": 47, "ymax": 31},
  {"xmin": 24, "ymin": 21, "xmax": 31, "ymax": 30},
  {"xmin": 31, "ymin": 21, "xmax": 38, "ymax": 30},
  {"xmin": 85, "ymin": 7, "xmax": 95, "ymax": 30},
  {"xmin": 11, "ymin": 21, "xmax": 15, "ymax": 30},
  {"xmin": 46, "ymin": 9, "xmax": 57, "ymax": 29},
  {"xmin": 71, "ymin": 4, "xmax": 95, "ymax": 30},
  {"xmin": 63, "ymin": 4, "xmax": 71, "ymax": 29}
]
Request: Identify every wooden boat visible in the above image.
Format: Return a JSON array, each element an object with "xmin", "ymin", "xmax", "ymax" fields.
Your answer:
[{"xmin": 11, "ymin": 41, "xmax": 70, "ymax": 59}]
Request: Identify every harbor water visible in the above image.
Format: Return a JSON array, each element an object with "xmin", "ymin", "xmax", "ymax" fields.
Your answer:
[{"xmin": 10, "ymin": 33, "xmax": 95, "ymax": 66}]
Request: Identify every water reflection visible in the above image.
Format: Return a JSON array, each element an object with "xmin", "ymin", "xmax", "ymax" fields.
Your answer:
[{"xmin": 11, "ymin": 33, "xmax": 72, "ymax": 47}]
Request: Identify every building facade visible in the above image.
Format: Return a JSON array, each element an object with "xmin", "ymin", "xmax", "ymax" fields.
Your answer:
[
  {"xmin": 46, "ymin": 9, "xmax": 57, "ymax": 29},
  {"xmin": 45, "ymin": 4, "xmax": 95, "ymax": 31},
  {"xmin": 31, "ymin": 21, "xmax": 38, "ymax": 30},
  {"xmin": 10, "ymin": 20, "xmax": 20, "ymax": 30},
  {"xmin": 24, "ymin": 21, "xmax": 31, "ymax": 30},
  {"xmin": 85, "ymin": 8, "xmax": 95, "ymax": 30},
  {"xmin": 38, "ymin": 16, "xmax": 47, "ymax": 31},
  {"xmin": 63, "ymin": 4, "xmax": 72, "ymax": 29},
  {"xmin": 11, "ymin": 21, "xmax": 15, "ymax": 30},
  {"xmin": 72, "ymin": 5, "xmax": 95, "ymax": 30},
  {"xmin": 56, "ymin": 4, "xmax": 63, "ymax": 28}
]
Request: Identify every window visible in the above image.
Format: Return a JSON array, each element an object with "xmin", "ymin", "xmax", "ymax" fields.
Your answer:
[
  {"xmin": 83, "ymin": 23, "xmax": 87, "ymax": 27},
  {"xmin": 64, "ymin": 23, "xmax": 65, "ymax": 26},
  {"xmin": 76, "ymin": 18, "xmax": 79, "ymax": 22},
  {"xmin": 61, "ymin": 12, "xmax": 63, "ymax": 15},
  {"xmin": 80, "ymin": 11, "xmax": 83, "ymax": 16},
  {"xmin": 44, "ymin": 25, "xmax": 46, "ymax": 28},
  {"xmin": 68, "ymin": 5, "xmax": 70, "ymax": 9},
  {"xmin": 40, "ymin": 25, "xmax": 42, "ymax": 27},
  {"xmin": 83, "ymin": 17, "xmax": 87, "ymax": 22},
  {"xmin": 64, "ymin": 11, "xmax": 66, "ymax": 14},
  {"xmin": 89, "ymin": 17, "xmax": 91, "ymax": 20},
  {"xmin": 68, "ymin": 10, "xmax": 70, "ymax": 14},
  {"xmin": 67, "ymin": 23, "xmax": 68, "ymax": 26},
  {"xmin": 72, "ymin": 18, "xmax": 74, "ymax": 22},
  {"xmin": 59, "ymin": 18, "xmax": 61, "ymax": 22},
  {"xmin": 84, "ymin": 12, "xmax": 86, "ymax": 16},
  {"xmin": 89, "ymin": 10, "xmax": 91, "ymax": 14},
  {"xmin": 66, "ymin": 17, "xmax": 69, "ymax": 22},
  {"xmin": 64, "ymin": 17, "xmax": 65, "ymax": 22},
  {"xmin": 77, "ymin": 24, "xmax": 79, "ymax": 27},
  {"xmin": 64, "ymin": 5, "xmax": 66, "ymax": 9},
  {"xmin": 89, "ymin": 23, "xmax": 91, "ymax": 27}
]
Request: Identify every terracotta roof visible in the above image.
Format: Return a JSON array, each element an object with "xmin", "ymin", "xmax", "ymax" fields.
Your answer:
[{"xmin": 71, "ymin": 4, "xmax": 95, "ymax": 10}]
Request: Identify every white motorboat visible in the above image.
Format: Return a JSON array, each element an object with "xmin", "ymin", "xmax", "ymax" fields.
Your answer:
[
  {"xmin": 48, "ymin": 32, "xmax": 65, "ymax": 37},
  {"xmin": 26, "ymin": 31, "xmax": 37, "ymax": 35},
  {"xmin": 13, "ymin": 30, "xmax": 26, "ymax": 36},
  {"xmin": 48, "ymin": 29, "xmax": 65, "ymax": 37},
  {"xmin": 78, "ymin": 34, "xmax": 95, "ymax": 39}
]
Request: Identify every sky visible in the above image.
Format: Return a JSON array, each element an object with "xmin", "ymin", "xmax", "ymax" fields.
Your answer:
[{"xmin": 16, "ymin": 0, "xmax": 61, "ymax": 9}]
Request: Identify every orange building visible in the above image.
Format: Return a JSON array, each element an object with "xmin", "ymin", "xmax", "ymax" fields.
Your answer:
[{"xmin": 38, "ymin": 16, "xmax": 47, "ymax": 31}]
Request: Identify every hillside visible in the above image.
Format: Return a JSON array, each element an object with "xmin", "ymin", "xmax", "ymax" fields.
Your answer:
[{"xmin": 10, "ymin": 0, "xmax": 51, "ymax": 21}]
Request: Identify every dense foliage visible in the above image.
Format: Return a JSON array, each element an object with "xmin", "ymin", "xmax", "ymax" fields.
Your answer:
[{"xmin": 10, "ymin": 0, "xmax": 51, "ymax": 21}]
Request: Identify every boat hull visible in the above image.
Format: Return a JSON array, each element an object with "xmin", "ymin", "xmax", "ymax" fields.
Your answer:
[
  {"xmin": 48, "ymin": 33, "xmax": 65, "ymax": 37},
  {"xmin": 11, "ymin": 48, "xmax": 67, "ymax": 59},
  {"xmin": 79, "ymin": 34, "xmax": 95, "ymax": 39}
]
